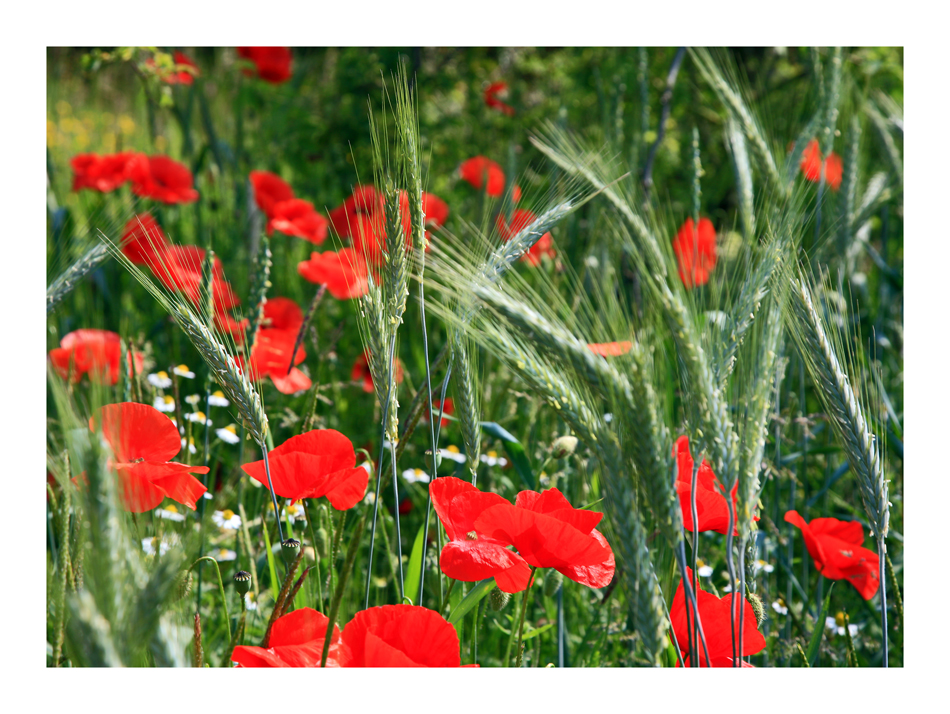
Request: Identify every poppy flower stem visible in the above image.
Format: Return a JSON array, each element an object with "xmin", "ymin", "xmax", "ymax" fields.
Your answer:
[
  {"xmin": 321, "ymin": 512, "xmax": 366, "ymax": 668},
  {"xmin": 878, "ymin": 536, "xmax": 888, "ymax": 667},
  {"xmin": 674, "ymin": 541, "xmax": 712, "ymax": 667},
  {"xmin": 513, "ymin": 567, "xmax": 538, "ymax": 667},
  {"xmin": 187, "ymin": 555, "xmax": 231, "ymax": 645},
  {"xmin": 260, "ymin": 446, "xmax": 285, "ymax": 544},
  {"xmin": 725, "ymin": 497, "xmax": 738, "ymax": 666},
  {"xmin": 690, "ymin": 456, "xmax": 701, "ymax": 664}
]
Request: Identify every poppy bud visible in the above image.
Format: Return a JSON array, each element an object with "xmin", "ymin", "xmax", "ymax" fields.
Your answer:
[
  {"xmin": 490, "ymin": 586, "xmax": 511, "ymax": 611},
  {"xmin": 233, "ymin": 570, "xmax": 251, "ymax": 596},
  {"xmin": 543, "ymin": 571, "xmax": 564, "ymax": 597},
  {"xmin": 315, "ymin": 527, "xmax": 329, "ymax": 559},
  {"xmin": 747, "ymin": 591, "xmax": 766, "ymax": 628},
  {"xmin": 280, "ymin": 538, "xmax": 301, "ymax": 566},
  {"xmin": 425, "ymin": 449, "xmax": 442, "ymax": 471},
  {"xmin": 174, "ymin": 570, "xmax": 194, "ymax": 601},
  {"xmin": 551, "ymin": 435, "xmax": 578, "ymax": 459}
]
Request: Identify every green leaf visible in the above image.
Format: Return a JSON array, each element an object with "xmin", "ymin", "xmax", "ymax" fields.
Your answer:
[
  {"xmin": 403, "ymin": 523, "xmax": 426, "ymax": 607},
  {"xmin": 481, "ymin": 421, "xmax": 534, "ymax": 490},
  {"xmin": 805, "ymin": 581, "xmax": 835, "ymax": 666},
  {"xmin": 448, "ymin": 578, "xmax": 495, "ymax": 625}
]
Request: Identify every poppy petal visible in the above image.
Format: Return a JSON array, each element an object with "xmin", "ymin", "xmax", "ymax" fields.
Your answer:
[
  {"xmin": 439, "ymin": 540, "xmax": 531, "ymax": 592},
  {"xmin": 341, "ymin": 605, "xmax": 461, "ymax": 667}
]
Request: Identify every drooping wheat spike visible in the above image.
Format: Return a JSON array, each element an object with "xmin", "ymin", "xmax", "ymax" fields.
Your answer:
[
  {"xmin": 451, "ymin": 331, "xmax": 481, "ymax": 480},
  {"xmin": 726, "ymin": 115, "xmax": 755, "ymax": 242},
  {"xmin": 103, "ymin": 235, "xmax": 269, "ymax": 445},
  {"xmin": 690, "ymin": 48, "xmax": 784, "ymax": 195},
  {"xmin": 246, "ymin": 233, "xmax": 272, "ymax": 351},
  {"xmin": 786, "ymin": 275, "xmax": 889, "ymax": 540},
  {"xmin": 47, "ymin": 241, "xmax": 110, "ymax": 315},
  {"xmin": 837, "ymin": 115, "xmax": 862, "ymax": 257}
]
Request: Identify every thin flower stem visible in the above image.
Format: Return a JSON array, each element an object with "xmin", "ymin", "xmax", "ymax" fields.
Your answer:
[
  {"xmin": 690, "ymin": 456, "xmax": 701, "ymax": 665},
  {"xmin": 441, "ymin": 578, "xmax": 457, "ymax": 616},
  {"xmin": 321, "ymin": 513, "xmax": 366, "ymax": 667},
  {"xmin": 287, "ymin": 283, "xmax": 326, "ymax": 375},
  {"xmin": 188, "ymin": 556, "xmax": 231, "ymax": 644},
  {"xmin": 879, "ymin": 536, "xmax": 888, "ymax": 667},
  {"xmin": 222, "ymin": 593, "xmax": 248, "ymax": 667},
  {"xmin": 557, "ymin": 579, "xmax": 565, "ymax": 667},
  {"xmin": 738, "ymin": 535, "xmax": 748, "ymax": 666},
  {"xmin": 725, "ymin": 499, "xmax": 738, "ymax": 666},
  {"xmin": 675, "ymin": 540, "xmax": 711, "ymax": 667},
  {"xmin": 304, "ymin": 500, "xmax": 324, "ymax": 610},
  {"xmin": 261, "ymin": 446, "xmax": 285, "ymax": 544},
  {"xmin": 514, "ymin": 567, "xmax": 538, "ymax": 667},
  {"xmin": 654, "ymin": 568, "xmax": 686, "ymax": 668},
  {"xmin": 389, "ymin": 438, "xmax": 405, "ymax": 601},
  {"xmin": 195, "ymin": 385, "xmax": 213, "ymax": 614}
]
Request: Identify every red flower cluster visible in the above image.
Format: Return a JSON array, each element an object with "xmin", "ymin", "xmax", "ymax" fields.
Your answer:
[
  {"xmin": 298, "ymin": 247, "xmax": 370, "ymax": 300},
  {"xmin": 672, "ymin": 217, "xmax": 717, "ymax": 289},
  {"xmin": 49, "ymin": 329, "xmax": 143, "ymax": 385},
  {"xmin": 241, "ymin": 429, "xmax": 369, "ymax": 510},
  {"xmin": 232, "ymin": 604, "xmax": 468, "ymax": 667},
  {"xmin": 496, "ymin": 208, "xmax": 555, "ymax": 265},
  {"xmin": 670, "ymin": 566, "xmax": 765, "ymax": 667},
  {"xmin": 145, "ymin": 51, "xmax": 199, "ymax": 85},
  {"xmin": 90, "ymin": 402, "xmax": 209, "ymax": 513},
  {"xmin": 239, "ymin": 296, "xmax": 312, "ymax": 394},
  {"xmin": 351, "ymin": 350, "xmax": 404, "ymax": 394},
  {"xmin": 459, "ymin": 156, "xmax": 521, "ymax": 200},
  {"xmin": 484, "ymin": 81, "xmax": 516, "ymax": 116},
  {"xmin": 71, "ymin": 152, "xmax": 198, "ymax": 204},
  {"xmin": 70, "ymin": 152, "xmax": 136, "ymax": 193},
  {"xmin": 674, "ymin": 436, "xmax": 757, "ymax": 535},
  {"xmin": 237, "ymin": 47, "xmax": 292, "ymax": 84},
  {"xmin": 249, "ymin": 170, "xmax": 329, "ymax": 245},
  {"xmin": 799, "ymin": 139, "xmax": 843, "ymax": 191},
  {"xmin": 784, "ymin": 510, "xmax": 880, "ymax": 600},
  {"xmin": 430, "ymin": 476, "xmax": 615, "ymax": 593}
]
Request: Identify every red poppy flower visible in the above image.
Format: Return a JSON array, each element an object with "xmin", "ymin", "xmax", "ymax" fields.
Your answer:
[
  {"xmin": 90, "ymin": 402, "xmax": 209, "ymax": 513},
  {"xmin": 784, "ymin": 510, "xmax": 880, "ymax": 600},
  {"xmin": 144, "ymin": 244, "xmax": 239, "ymax": 313},
  {"xmin": 128, "ymin": 154, "xmax": 199, "ymax": 204},
  {"xmin": 241, "ymin": 429, "xmax": 369, "ymax": 510},
  {"xmin": 484, "ymin": 81, "xmax": 516, "ymax": 116},
  {"xmin": 261, "ymin": 296, "xmax": 304, "ymax": 332},
  {"xmin": 423, "ymin": 398, "xmax": 454, "ymax": 428},
  {"xmin": 268, "ymin": 198, "xmax": 329, "ymax": 245},
  {"xmin": 459, "ymin": 156, "xmax": 521, "ymax": 200},
  {"xmin": 238, "ymin": 300, "xmax": 310, "ymax": 394},
  {"xmin": 145, "ymin": 51, "xmax": 199, "ymax": 85},
  {"xmin": 340, "ymin": 604, "xmax": 468, "ymax": 667},
  {"xmin": 328, "ymin": 185, "xmax": 384, "ymax": 239},
  {"xmin": 799, "ymin": 139, "xmax": 842, "ymax": 192},
  {"xmin": 672, "ymin": 217, "xmax": 717, "ymax": 289},
  {"xmin": 70, "ymin": 152, "xmax": 135, "ymax": 193},
  {"xmin": 232, "ymin": 607, "xmax": 346, "ymax": 667},
  {"xmin": 351, "ymin": 350, "xmax": 404, "ymax": 394},
  {"xmin": 673, "ymin": 435, "xmax": 754, "ymax": 536},
  {"xmin": 430, "ymin": 476, "xmax": 533, "ymax": 593},
  {"xmin": 298, "ymin": 248, "xmax": 369, "ymax": 300},
  {"xmin": 249, "ymin": 170, "xmax": 295, "ymax": 218},
  {"xmin": 214, "ymin": 310, "xmax": 250, "ymax": 338},
  {"xmin": 237, "ymin": 47, "xmax": 292, "ymax": 84},
  {"xmin": 475, "ymin": 487, "xmax": 615, "ymax": 588},
  {"xmin": 496, "ymin": 209, "xmax": 555, "ymax": 265},
  {"xmin": 121, "ymin": 213, "xmax": 169, "ymax": 265},
  {"xmin": 422, "ymin": 192, "xmax": 450, "ymax": 229},
  {"xmin": 586, "ymin": 341, "xmax": 633, "ymax": 357},
  {"xmin": 49, "ymin": 329, "xmax": 143, "ymax": 385},
  {"xmin": 398, "ymin": 498, "xmax": 414, "ymax": 515},
  {"xmin": 670, "ymin": 566, "xmax": 765, "ymax": 667}
]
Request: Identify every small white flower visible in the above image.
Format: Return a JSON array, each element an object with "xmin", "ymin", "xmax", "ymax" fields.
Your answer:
[
  {"xmin": 147, "ymin": 371, "xmax": 172, "ymax": 388},
  {"xmin": 771, "ymin": 600, "xmax": 788, "ymax": 616},
  {"xmin": 480, "ymin": 450, "xmax": 508, "ymax": 467},
  {"xmin": 185, "ymin": 411, "xmax": 212, "ymax": 426},
  {"xmin": 245, "ymin": 592, "xmax": 258, "ymax": 611},
  {"xmin": 185, "ymin": 393, "xmax": 202, "ymax": 406},
  {"xmin": 754, "ymin": 559, "xmax": 774, "ymax": 574},
  {"xmin": 216, "ymin": 424, "xmax": 241, "ymax": 444},
  {"xmin": 202, "ymin": 492, "xmax": 213, "ymax": 500},
  {"xmin": 208, "ymin": 390, "xmax": 230, "ymax": 407},
  {"xmin": 155, "ymin": 505, "xmax": 186, "ymax": 522},
  {"xmin": 402, "ymin": 468, "xmax": 431, "ymax": 484},
  {"xmin": 153, "ymin": 395, "xmax": 176, "ymax": 413},
  {"xmin": 603, "ymin": 413, "xmax": 614, "ymax": 423},
  {"xmin": 214, "ymin": 548, "xmax": 237, "ymax": 562},
  {"xmin": 142, "ymin": 535, "xmax": 179, "ymax": 556},
  {"xmin": 212, "ymin": 509, "xmax": 242, "ymax": 529},
  {"xmin": 181, "ymin": 437, "xmax": 197, "ymax": 455},
  {"xmin": 826, "ymin": 613, "xmax": 860, "ymax": 637},
  {"xmin": 439, "ymin": 445, "xmax": 467, "ymax": 464},
  {"xmin": 364, "ymin": 491, "xmax": 377, "ymax": 505},
  {"xmin": 173, "ymin": 364, "xmax": 195, "ymax": 379},
  {"xmin": 696, "ymin": 559, "xmax": 713, "ymax": 578}
]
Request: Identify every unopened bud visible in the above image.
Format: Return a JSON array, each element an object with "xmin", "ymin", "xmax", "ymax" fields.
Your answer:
[
  {"xmin": 543, "ymin": 571, "xmax": 564, "ymax": 597},
  {"xmin": 489, "ymin": 587, "xmax": 511, "ymax": 611},
  {"xmin": 280, "ymin": 538, "xmax": 301, "ymax": 566},
  {"xmin": 315, "ymin": 527, "xmax": 329, "ymax": 559},
  {"xmin": 425, "ymin": 450, "xmax": 442, "ymax": 471},
  {"xmin": 551, "ymin": 435, "xmax": 578, "ymax": 459},
  {"xmin": 233, "ymin": 570, "xmax": 251, "ymax": 596}
]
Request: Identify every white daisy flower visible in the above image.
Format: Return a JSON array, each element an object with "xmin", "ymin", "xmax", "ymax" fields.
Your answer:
[
  {"xmin": 185, "ymin": 411, "xmax": 212, "ymax": 426},
  {"xmin": 208, "ymin": 390, "xmax": 230, "ymax": 407},
  {"xmin": 173, "ymin": 364, "xmax": 195, "ymax": 379},
  {"xmin": 402, "ymin": 468, "xmax": 431, "ymax": 484},
  {"xmin": 147, "ymin": 370, "xmax": 172, "ymax": 388},
  {"xmin": 153, "ymin": 395, "xmax": 176, "ymax": 413},
  {"xmin": 185, "ymin": 393, "xmax": 202, "ymax": 406},
  {"xmin": 267, "ymin": 499, "xmax": 306, "ymax": 523},
  {"xmin": 155, "ymin": 505, "xmax": 186, "ymax": 522},
  {"xmin": 826, "ymin": 612, "xmax": 860, "ymax": 637},
  {"xmin": 142, "ymin": 535, "xmax": 179, "ymax": 556},
  {"xmin": 771, "ymin": 599, "xmax": 788, "ymax": 616},
  {"xmin": 214, "ymin": 548, "xmax": 237, "ymax": 562},
  {"xmin": 216, "ymin": 424, "xmax": 241, "ymax": 444},
  {"xmin": 181, "ymin": 437, "xmax": 197, "ymax": 455},
  {"xmin": 479, "ymin": 450, "xmax": 508, "ymax": 467},
  {"xmin": 696, "ymin": 559, "xmax": 714, "ymax": 578},
  {"xmin": 202, "ymin": 492, "xmax": 213, "ymax": 500},
  {"xmin": 364, "ymin": 490, "xmax": 377, "ymax": 505},
  {"xmin": 212, "ymin": 509, "xmax": 242, "ymax": 529},
  {"xmin": 245, "ymin": 592, "xmax": 258, "ymax": 611},
  {"xmin": 753, "ymin": 559, "xmax": 775, "ymax": 574},
  {"xmin": 438, "ymin": 445, "xmax": 467, "ymax": 464}
]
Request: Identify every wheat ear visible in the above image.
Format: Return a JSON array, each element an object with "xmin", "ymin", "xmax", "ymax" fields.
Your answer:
[{"xmin": 47, "ymin": 241, "xmax": 110, "ymax": 315}]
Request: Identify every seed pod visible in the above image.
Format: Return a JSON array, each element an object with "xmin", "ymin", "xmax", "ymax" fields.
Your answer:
[
  {"xmin": 425, "ymin": 449, "xmax": 442, "ymax": 471},
  {"xmin": 489, "ymin": 586, "xmax": 511, "ymax": 611},
  {"xmin": 314, "ymin": 527, "xmax": 329, "ymax": 559},
  {"xmin": 233, "ymin": 570, "xmax": 251, "ymax": 596},
  {"xmin": 544, "ymin": 571, "xmax": 564, "ymax": 597},
  {"xmin": 280, "ymin": 538, "xmax": 301, "ymax": 567}
]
